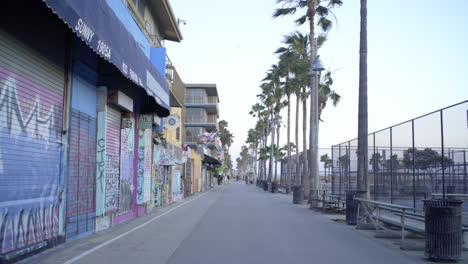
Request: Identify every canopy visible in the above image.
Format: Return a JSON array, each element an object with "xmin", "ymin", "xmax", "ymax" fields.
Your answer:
[{"xmin": 43, "ymin": 0, "xmax": 170, "ymax": 116}]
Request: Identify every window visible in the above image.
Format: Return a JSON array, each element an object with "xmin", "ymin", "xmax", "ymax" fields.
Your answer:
[
  {"xmin": 145, "ymin": 21, "xmax": 152, "ymax": 35},
  {"xmin": 131, "ymin": 0, "xmax": 145, "ymax": 19}
]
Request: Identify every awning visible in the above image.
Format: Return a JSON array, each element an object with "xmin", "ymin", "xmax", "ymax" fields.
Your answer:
[
  {"xmin": 43, "ymin": 0, "xmax": 170, "ymax": 116},
  {"xmin": 203, "ymin": 154, "xmax": 221, "ymax": 166}
]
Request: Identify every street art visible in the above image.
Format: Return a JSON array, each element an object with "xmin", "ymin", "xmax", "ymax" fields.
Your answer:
[
  {"xmin": 118, "ymin": 117, "xmax": 134, "ymax": 214},
  {"xmin": 0, "ymin": 67, "xmax": 64, "ymax": 255},
  {"xmin": 143, "ymin": 129, "xmax": 152, "ymax": 203},
  {"xmin": 137, "ymin": 118, "xmax": 152, "ymax": 205},
  {"xmin": 104, "ymin": 154, "xmax": 120, "ymax": 211},
  {"xmin": 95, "ymin": 111, "xmax": 106, "ymax": 216},
  {"xmin": 105, "ymin": 121, "xmax": 121, "ymax": 212},
  {"xmin": 172, "ymin": 165, "xmax": 183, "ymax": 201}
]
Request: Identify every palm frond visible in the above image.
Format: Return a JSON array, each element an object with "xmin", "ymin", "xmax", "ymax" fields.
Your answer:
[{"xmin": 273, "ymin": 7, "xmax": 297, "ymax": 18}]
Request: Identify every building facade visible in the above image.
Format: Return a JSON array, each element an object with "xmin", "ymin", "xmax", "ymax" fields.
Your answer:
[
  {"xmin": 0, "ymin": 0, "xmax": 188, "ymax": 261},
  {"xmin": 184, "ymin": 84, "xmax": 222, "ymax": 191}
]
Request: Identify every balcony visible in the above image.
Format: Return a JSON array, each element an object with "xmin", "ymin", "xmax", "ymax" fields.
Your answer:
[
  {"xmin": 184, "ymin": 116, "xmax": 217, "ymax": 130},
  {"xmin": 185, "ymin": 96, "xmax": 219, "ymax": 116},
  {"xmin": 166, "ymin": 58, "xmax": 185, "ymax": 107}
]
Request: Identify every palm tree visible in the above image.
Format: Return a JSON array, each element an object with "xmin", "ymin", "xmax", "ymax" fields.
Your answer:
[
  {"xmin": 320, "ymin": 153, "xmax": 333, "ymax": 182},
  {"xmin": 318, "ymin": 71, "xmax": 341, "ymax": 120},
  {"xmin": 249, "ymin": 103, "xmax": 266, "ymax": 180},
  {"xmin": 246, "ymin": 128, "xmax": 260, "ymax": 180},
  {"xmin": 357, "ymin": 0, "xmax": 368, "ymax": 197},
  {"xmin": 274, "ymin": 0, "xmax": 343, "ymax": 202},
  {"xmin": 275, "ymin": 32, "xmax": 309, "ymax": 193}
]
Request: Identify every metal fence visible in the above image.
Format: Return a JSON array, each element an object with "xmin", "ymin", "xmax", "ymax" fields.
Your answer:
[
  {"xmin": 280, "ymin": 148, "xmax": 332, "ymax": 190},
  {"xmin": 331, "ymin": 101, "xmax": 468, "ymax": 216}
]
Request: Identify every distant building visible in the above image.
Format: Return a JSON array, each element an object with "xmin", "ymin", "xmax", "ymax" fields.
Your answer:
[{"xmin": 184, "ymin": 84, "xmax": 222, "ymax": 190}]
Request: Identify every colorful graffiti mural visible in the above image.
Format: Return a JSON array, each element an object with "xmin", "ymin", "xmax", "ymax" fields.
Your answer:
[
  {"xmin": 0, "ymin": 67, "xmax": 64, "ymax": 256},
  {"xmin": 118, "ymin": 117, "xmax": 134, "ymax": 214},
  {"xmin": 137, "ymin": 116, "xmax": 152, "ymax": 204},
  {"xmin": 105, "ymin": 121, "xmax": 121, "ymax": 212}
]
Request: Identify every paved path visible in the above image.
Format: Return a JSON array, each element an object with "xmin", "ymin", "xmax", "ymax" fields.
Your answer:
[{"xmin": 22, "ymin": 183, "xmax": 430, "ymax": 264}]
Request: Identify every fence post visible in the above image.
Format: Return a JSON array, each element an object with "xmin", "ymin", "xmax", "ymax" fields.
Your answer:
[
  {"xmin": 390, "ymin": 127, "xmax": 393, "ymax": 204},
  {"xmin": 440, "ymin": 110, "xmax": 445, "ymax": 199},
  {"xmin": 339, "ymin": 145, "xmax": 342, "ymax": 196},
  {"xmin": 373, "ymin": 133, "xmax": 376, "ymax": 200},
  {"xmin": 464, "ymin": 150, "xmax": 467, "ymax": 194},
  {"xmin": 331, "ymin": 146, "xmax": 335, "ymax": 195},
  {"xmin": 412, "ymin": 119, "xmax": 416, "ymax": 209},
  {"xmin": 347, "ymin": 142, "xmax": 351, "ymax": 191}
]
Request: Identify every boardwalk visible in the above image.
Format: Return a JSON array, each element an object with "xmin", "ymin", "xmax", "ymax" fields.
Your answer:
[{"xmin": 22, "ymin": 183, "xmax": 429, "ymax": 264}]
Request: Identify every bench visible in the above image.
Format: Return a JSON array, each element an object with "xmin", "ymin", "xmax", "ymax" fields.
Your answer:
[
  {"xmin": 354, "ymin": 198, "xmax": 416, "ymax": 242},
  {"xmin": 310, "ymin": 190, "xmax": 345, "ymax": 211},
  {"xmin": 354, "ymin": 197, "xmax": 468, "ymax": 246}
]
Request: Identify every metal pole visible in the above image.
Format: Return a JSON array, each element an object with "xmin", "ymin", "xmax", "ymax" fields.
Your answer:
[
  {"xmin": 347, "ymin": 143, "xmax": 351, "ymax": 191},
  {"xmin": 332, "ymin": 146, "xmax": 335, "ymax": 195},
  {"xmin": 373, "ymin": 133, "xmax": 376, "ymax": 200},
  {"xmin": 463, "ymin": 150, "xmax": 467, "ymax": 194},
  {"xmin": 440, "ymin": 110, "xmax": 445, "ymax": 199},
  {"xmin": 412, "ymin": 120, "xmax": 416, "ymax": 209},
  {"xmin": 390, "ymin": 127, "xmax": 393, "ymax": 204},
  {"xmin": 339, "ymin": 145, "xmax": 342, "ymax": 196}
]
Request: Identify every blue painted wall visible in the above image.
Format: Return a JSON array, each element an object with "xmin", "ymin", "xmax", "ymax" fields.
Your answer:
[
  {"xmin": 106, "ymin": 0, "xmax": 151, "ymax": 57},
  {"xmin": 150, "ymin": 47, "xmax": 167, "ymax": 77}
]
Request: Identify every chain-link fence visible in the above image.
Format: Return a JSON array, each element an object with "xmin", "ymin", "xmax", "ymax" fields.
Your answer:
[
  {"xmin": 331, "ymin": 101, "xmax": 468, "ymax": 220},
  {"xmin": 280, "ymin": 148, "xmax": 332, "ymax": 190}
]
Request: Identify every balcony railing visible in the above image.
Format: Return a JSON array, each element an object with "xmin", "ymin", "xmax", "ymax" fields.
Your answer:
[
  {"xmin": 185, "ymin": 116, "xmax": 217, "ymax": 124},
  {"xmin": 185, "ymin": 96, "xmax": 217, "ymax": 104}
]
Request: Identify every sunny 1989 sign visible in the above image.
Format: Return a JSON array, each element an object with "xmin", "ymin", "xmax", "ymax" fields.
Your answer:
[{"xmin": 75, "ymin": 18, "xmax": 111, "ymax": 60}]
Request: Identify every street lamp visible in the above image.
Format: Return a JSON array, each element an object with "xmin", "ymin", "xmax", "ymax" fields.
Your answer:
[{"xmin": 309, "ymin": 54, "xmax": 325, "ymax": 209}]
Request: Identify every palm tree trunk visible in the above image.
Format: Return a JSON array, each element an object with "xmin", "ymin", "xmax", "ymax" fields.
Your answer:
[
  {"xmin": 287, "ymin": 93, "xmax": 292, "ymax": 192},
  {"xmin": 308, "ymin": 0, "xmax": 318, "ymax": 205},
  {"xmin": 357, "ymin": 0, "xmax": 368, "ymax": 197},
  {"xmin": 302, "ymin": 86, "xmax": 309, "ymax": 200},
  {"xmin": 274, "ymin": 118, "xmax": 280, "ymax": 182},
  {"xmin": 295, "ymin": 93, "xmax": 300, "ymax": 186},
  {"xmin": 269, "ymin": 113, "xmax": 275, "ymax": 182}
]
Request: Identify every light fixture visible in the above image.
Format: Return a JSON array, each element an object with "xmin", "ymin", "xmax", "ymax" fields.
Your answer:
[{"xmin": 313, "ymin": 56, "xmax": 325, "ymax": 72}]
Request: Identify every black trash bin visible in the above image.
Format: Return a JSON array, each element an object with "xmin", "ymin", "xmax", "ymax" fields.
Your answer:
[
  {"xmin": 263, "ymin": 181, "xmax": 268, "ymax": 191},
  {"xmin": 271, "ymin": 182, "xmax": 278, "ymax": 193},
  {"xmin": 292, "ymin": 185, "xmax": 304, "ymax": 204},
  {"xmin": 346, "ymin": 191, "xmax": 358, "ymax": 225},
  {"xmin": 424, "ymin": 199, "xmax": 463, "ymax": 261}
]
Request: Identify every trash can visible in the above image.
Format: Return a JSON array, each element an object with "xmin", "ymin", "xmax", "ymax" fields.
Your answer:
[
  {"xmin": 263, "ymin": 181, "xmax": 268, "ymax": 191},
  {"xmin": 424, "ymin": 199, "xmax": 463, "ymax": 261},
  {"xmin": 271, "ymin": 182, "xmax": 278, "ymax": 193},
  {"xmin": 292, "ymin": 185, "xmax": 304, "ymax": 204},
  {"xmin": 346, "ymin": 191, "xmax": 358, "ymax": 225}
]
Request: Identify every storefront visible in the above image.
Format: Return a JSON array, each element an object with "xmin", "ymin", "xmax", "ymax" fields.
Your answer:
[{"xmin": 0, "ymin": 2, "xmax": 68, "ymax": 259}]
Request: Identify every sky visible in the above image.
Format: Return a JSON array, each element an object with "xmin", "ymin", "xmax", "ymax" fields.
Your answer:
[{"xmin": 165, "ymin": 0, "xmax": 468, "ymax": 165}]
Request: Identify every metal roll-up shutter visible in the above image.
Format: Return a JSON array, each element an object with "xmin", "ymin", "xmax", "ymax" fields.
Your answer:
[
  {"xmin": 0, "ymin": 2, "xmax": 66, "ymax": 257},
  {"xmin": 105, "ymin": 106, "xmax": 122, "ymax": 212}
]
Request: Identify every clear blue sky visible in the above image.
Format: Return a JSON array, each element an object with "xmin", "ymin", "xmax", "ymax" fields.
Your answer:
[{"xmin": 165, "ymin": 0, "xmax": 468, "ymax": 163}]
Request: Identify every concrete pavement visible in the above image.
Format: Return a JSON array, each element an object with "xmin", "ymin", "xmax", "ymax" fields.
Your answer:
[{"xmin": 21, "ymin": 183, "xmax": 432, "ymax": 264}]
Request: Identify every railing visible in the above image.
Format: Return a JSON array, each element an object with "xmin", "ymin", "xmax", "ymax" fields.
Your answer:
[
  {"xmin": 185, "ymin": 96, "xmax": 218, "ymax": 104},
  {"xmin": 184, "ymin": 116, "xmax": 217, "ymax": 124}
]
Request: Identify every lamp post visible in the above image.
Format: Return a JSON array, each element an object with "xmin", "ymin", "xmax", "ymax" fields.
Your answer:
[{"xmin": 309, "ymin": 55, "xmax": 324, "ymax": 208}]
